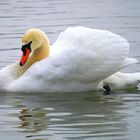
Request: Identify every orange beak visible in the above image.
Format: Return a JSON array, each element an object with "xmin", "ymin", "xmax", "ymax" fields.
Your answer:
[
  {"xmin": 20, "ymin": 48, "xmax": 31, "ymax": 66},
  {"xmin": 20, "ymin": 41, "xmax": 32, "ymax": 66}
]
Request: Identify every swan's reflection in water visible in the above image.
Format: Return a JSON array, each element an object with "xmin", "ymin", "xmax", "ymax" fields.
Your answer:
[
  {"xmin": 19, "ymin": 107, "xmax": 49, "ymax": 133},
  {"xmin": 3, "ymin": 91, "xmax": 135, "ymax": 140}
]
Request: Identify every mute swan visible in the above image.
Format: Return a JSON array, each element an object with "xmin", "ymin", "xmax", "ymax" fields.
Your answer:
[{"xmin": 0, "ymin": 26, "xmax": 139, "ymax": 92}]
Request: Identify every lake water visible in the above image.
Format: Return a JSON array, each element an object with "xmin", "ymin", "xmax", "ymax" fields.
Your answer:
[{"xmin": 0, "ymin": 0, "xmax": 140, "ymax": 140}]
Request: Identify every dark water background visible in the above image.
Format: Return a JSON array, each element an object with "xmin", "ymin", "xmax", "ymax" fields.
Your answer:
[{"xmin": 0, "ymin": 0, "xmax": 140, "ymax": 140}]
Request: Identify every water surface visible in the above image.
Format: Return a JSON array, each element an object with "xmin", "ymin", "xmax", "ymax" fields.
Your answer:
[{"xmin": 0, "ymin": 0, "xmax": 140, "ymax": 140}]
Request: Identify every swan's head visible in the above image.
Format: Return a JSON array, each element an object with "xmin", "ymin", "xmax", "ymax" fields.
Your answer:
[{"xmin": 20, "ymin": 28, "xmax": 50, "ymax": 66}]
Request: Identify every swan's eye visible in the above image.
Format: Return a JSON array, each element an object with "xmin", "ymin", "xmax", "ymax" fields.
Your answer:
[{"xmin": 21, "ymin": 41, "xmax": 32, "ymax": 55}]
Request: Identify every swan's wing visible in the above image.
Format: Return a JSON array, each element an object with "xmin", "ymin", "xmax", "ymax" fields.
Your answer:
[
  {"xmin": 8, "ymin": 26, "xmax": 137, "ymax": 92},
  {"xmin": 51, "ymin": 26, "xmax": 136, "ymax": 79}
]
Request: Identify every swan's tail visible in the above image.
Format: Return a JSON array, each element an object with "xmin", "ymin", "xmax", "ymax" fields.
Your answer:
[{"xmin": 121, "ymin": 57, "xmax": 138, "ymax": 68}]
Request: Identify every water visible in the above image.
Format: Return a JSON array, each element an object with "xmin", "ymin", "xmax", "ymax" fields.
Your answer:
[
  {"xmin": 0, "ymin": 0, "xmax": 140, "ymax": 139},
  {"xmin": 1, "ymin": 92, "xmax": 140, "ymax": 140}
]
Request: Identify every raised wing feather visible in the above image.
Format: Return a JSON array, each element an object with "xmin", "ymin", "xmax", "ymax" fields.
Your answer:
[{"xmin": 51, "ymin": 26, "xmax": 136, "ymax": 81}]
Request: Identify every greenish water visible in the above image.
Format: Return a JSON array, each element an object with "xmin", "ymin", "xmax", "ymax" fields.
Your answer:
[{"xmin": 0, "ymin": 0, "xmax": 140, "ymax": 139}]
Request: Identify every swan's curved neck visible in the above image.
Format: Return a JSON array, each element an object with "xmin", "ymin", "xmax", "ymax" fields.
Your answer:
[
  {"xmin": 28, "ymin": 42, "xmax": 50, "ymax": 67},
  {"xmin": 17, "ymin": 40, "xmax": 50, "ymax": 76}
]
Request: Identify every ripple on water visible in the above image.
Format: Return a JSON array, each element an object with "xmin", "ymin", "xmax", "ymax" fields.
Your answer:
[{"xmin": 0, "ymin": 91, "xmax": 140, "ymax": 139}]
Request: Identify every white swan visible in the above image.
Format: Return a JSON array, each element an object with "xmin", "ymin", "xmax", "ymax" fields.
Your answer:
[{"xmin": 0, "ymin": 26, "xmax": 139, "ymax": 92}]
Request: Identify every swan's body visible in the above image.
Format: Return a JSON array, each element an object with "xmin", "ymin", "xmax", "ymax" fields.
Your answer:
[{"xmin": 0, "ymin": 26, "xmax": 139, "ymax": 92}]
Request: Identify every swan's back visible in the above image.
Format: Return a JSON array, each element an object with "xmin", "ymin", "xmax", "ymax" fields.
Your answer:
[{"xmin": 8, "ymin": 26, "xmax": 137, "ymax": 92}]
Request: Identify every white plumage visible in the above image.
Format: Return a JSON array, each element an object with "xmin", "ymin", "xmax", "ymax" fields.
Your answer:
[{"xmin": 0, "ymin": 26, "xmax": 139, "ymax": 92}]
